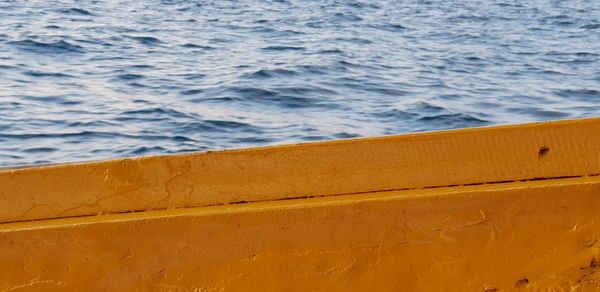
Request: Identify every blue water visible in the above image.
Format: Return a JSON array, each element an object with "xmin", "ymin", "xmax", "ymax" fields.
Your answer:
[{"xmin": 1, "ymin": 0, "xmax": 599, "ymax": 167}]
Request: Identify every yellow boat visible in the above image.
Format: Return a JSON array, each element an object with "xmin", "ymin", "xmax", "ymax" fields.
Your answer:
[{"xmin": 1, "ymin": 118, "xmax": 600, "ymax": 291}]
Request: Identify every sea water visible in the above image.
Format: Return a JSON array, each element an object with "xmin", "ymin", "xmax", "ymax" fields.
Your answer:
[{"xmin": 1, "ymin": 0, "xmax": 599, "ymax": 167}]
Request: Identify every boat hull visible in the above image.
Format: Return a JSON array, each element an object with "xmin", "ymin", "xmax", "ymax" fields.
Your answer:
[{"xmin": 1, "ymin": 118, "xmax": 600, "ymax": 290}]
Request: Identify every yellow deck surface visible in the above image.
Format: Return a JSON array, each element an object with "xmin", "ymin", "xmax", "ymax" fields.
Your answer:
[{"xmin": 1, "ymin": 118, "xmax": 600, "ymax": 291}]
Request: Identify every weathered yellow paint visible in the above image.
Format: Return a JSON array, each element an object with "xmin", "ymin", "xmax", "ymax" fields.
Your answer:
[
  {"xmin": 1, "ymin": 118, "xmax": 600, "ymax": 223},
  {"xmin": 1, "ymin": 118, "xmax": 600, "ymax": 290},
  {"xmin": 1, "ymin": 177, "xmax": 600, "ymax": 290}
]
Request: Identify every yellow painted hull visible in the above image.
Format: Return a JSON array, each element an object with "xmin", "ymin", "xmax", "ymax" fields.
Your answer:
[{"xmin": 1, "ymin": 118, "xmax": 600, "ymax": 291}]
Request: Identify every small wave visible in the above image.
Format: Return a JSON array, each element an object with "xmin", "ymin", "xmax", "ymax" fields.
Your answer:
[
  {"xmin": 244, "ymin": 68, "xmax": 298, "ymax": 79},
  {"xmin": 177, "ymin": 120, "xmax": 263, "ymax": 134},
  {"xmin": 405, "ymin": 102, "xmax": 447, "ymax": 115},
  {"xmin": 543, "ymin": 14, "xmax": 570, "ymax": 20},
  {"xmin": 180, "ymin": 89, "xmax": 204, "ymax": 95},
  {"xmin": 581, "ymin": 24, "xmax": 600, "ymax": 29},
  {"xmin": 190, "ymin": 96, "xmax": 243, "ymax": 104},
  {"xmin": 372, "ymin": 109, "xmax": 419, "ymax": 120},
  {"xmin": 318, "ymin": 48, "xmax": 344, "ymax": 54},
  {"xmin": 495, "ymin": 3, "xmax": 522, "ymax": 7},
  {"xmin": 23, "ymin": 71, "xmax": 73, "ymax": 78},
  {"xmin": 0, "ymin": 155, "xmax": 23, "ymax": 161},
  {"xmin": 529, "ymin": 110, "xmax": 570, "ymax": 119},
  {"xmin": 370, "ymin": 23, "xmax": 409, "ymax": 32},
  {"xmin": 451, "ymin": 15, "xmax": 491, "ymax": 22},
  {"xmin": 181, "ymin": 43, "xmax": 215, "ymax": 49},
  {"xmin": 0, "ymin": 131, "xmax": 123, "ymax": 140},
  {"xmin": 182, "ymin": 73, "xmax": 206, "ymax": 80},
  {"xmin": 329, "ymin": 37, "xmax": 372, "ymax": 44},
  {"xmin": 297, "ymin": 65, "xmax": 331, "ymax": 75},
  {"xmin": 67, "ymin": 120, "xmax": 118, "ymax": 127},
  {"xmin": 57, "ymin": 8, "xmax": 94, "ymax": 16},
  {"xmin": 333, "ymin": 12, "xmax": 362, "ymax": 22},
  {"xmin": 346, "ymin": 1, "xmax": 380, "ymax": 9},
  {"xmin": 261, "ymin": 45, "xmax": 305, "ymax": 51},
  {"xmin": 26, "ymin": 95, "xmax": 81, "ymax": 105},
  {"xmin": 275, "ymin": 85, "xmax": 337, "ymax": 96},
  {"xmin": 130, "ymin": 146, "xmax": 166, "ymax": 155},
  {"xmin": 127, "ymin": 36, "xmax": 163, "ymax": 45},
  {"xmin": 23, "ymin": 147, "xmax": 58, "ymax": 153},
  {"xmin": 417, "ymin": 113, "xmax": 490, "ymax": 129},
  {"xmin": 127, "ymin": 82, "xmax": 149, "ymax": 88},
  {"xmin": 5, "ymin": 132, "xmax": 167, "ymax": 147},
  {"xmin": 507, "ymin": 106, "xmax": 571, "ymax": 119},
  {"xmin": 225, "ymin": 86, "xmax": 332, "ymax": 109},
  {"xmin": 554, "ymin": 21, "xmax": 575, "ymax": 26},
  {"xmin": 117, "ymin": 107, "xmax": 194, "ymax": 121},
  {"xmin": 574, "ymin": 52, "xmax": 598, "ymax": 57},
  {"xmin": 231, "ymin": 137, "xmax": 274, "ymax": 144},
  {"xmin": 277, "ymin": 29, "xmax": 305, "ymax": 36},
  {"xmin": 114, "ymin": 74, "xmax": 145, "ymax": 81},
  {"xmin": 333, "ymin": 132, "xmax": 360, "ymax": 139},
  {"xmin": 231, "ymin": 87, "xmax": 278, "ymax": 98},
  {"xmin": 464, "ymin": 56, "xmax": 483, "ymax": 62},
  {"xmin": 365, "ymin": 87, "xmax": 410, "ymax": 96},
  {"xmin": 209, "ymin": 38, "xmax": 229, "ymax": 43},
  {"xmin": 9, "ymin": 39, "xmax": 85, "ymax": 54},
  {"xmin": 204, "ymin": 120, "xmax": 254, "ymax": 129},
  {"xmin": 172, "ymin": 135, "xmax": 196, "ymax": 142},
  {"xmin": 336, "ymin": 60, "xmax": 375, "ymax": 70},
  {"xmin": 301, "ymin": 135, "xmax": 329, "ymax": 141},
  {"xmin": 555, "ymin": 89, "xmax": 600, "ymax": 101},
  {"xmin": 129, "ymin": 64, "xmax": 154, "ymax": 69}
]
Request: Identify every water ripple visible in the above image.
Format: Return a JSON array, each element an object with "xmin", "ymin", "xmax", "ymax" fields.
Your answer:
[
  {"xmin": 8, "ymin": 39, "xmax": 85, "ymax": 54},
  {"xmin": 57, "ymin": 8, "xmax": 95, "ymax": 16},
  {"xmin": 1, "ymin": 0, "xmax": 600, "ymax": 167}
]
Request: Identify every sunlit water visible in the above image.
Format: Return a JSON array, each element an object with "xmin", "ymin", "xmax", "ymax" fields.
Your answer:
[{"xmin": 1, "ymin": 0, "xmax": 599, "ymax": 167}]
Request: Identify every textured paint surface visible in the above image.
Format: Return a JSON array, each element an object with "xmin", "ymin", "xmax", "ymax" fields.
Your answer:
[
  {"xmin": 1, "ymin": 119, "xmax": 600, "ymax": 290},
  {"xmin": 1, "ymin": 177, "xmax": 600, "ymax": 291},
  {"xmin": 1, "ymin": 117, "xmax": 600, "ymax": 223}
]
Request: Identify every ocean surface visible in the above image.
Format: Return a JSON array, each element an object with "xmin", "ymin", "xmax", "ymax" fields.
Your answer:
[{"xmin": 1, "ymin": 0, "xmax": 599, "ymax": 167}]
